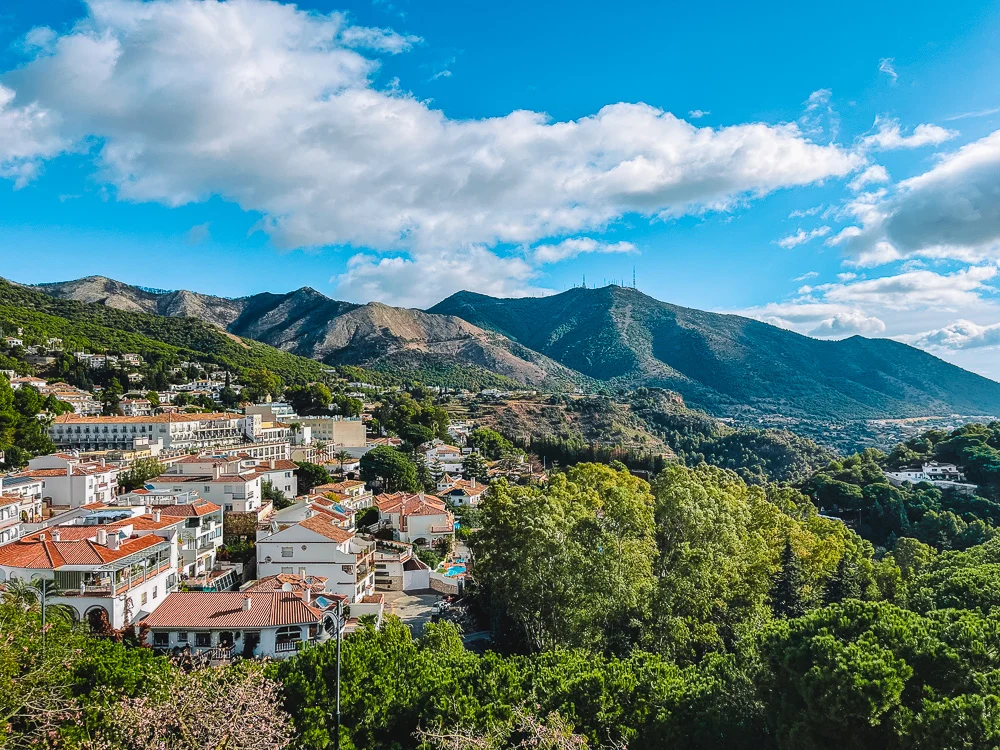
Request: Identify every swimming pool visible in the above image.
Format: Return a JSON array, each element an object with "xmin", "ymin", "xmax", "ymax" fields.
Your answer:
[{"xmin": 444, "ymin": 565, "xmax": 467, "ymax": 577}]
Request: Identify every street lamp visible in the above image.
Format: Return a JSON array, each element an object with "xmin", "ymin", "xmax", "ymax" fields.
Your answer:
[{"xmin": 326, "ymin": 598, "xmax": 345, "ymax": 750}]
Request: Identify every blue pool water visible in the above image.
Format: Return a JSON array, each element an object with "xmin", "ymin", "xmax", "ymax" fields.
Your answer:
[{"xmin": 445, "ymin": 565, "xmax": 466, "ymax": 577}]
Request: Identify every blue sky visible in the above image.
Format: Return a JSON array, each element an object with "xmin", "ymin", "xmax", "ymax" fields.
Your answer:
[{"xmin": 1, "ymin": 0, "xmax": 1000, "ymax": 375}]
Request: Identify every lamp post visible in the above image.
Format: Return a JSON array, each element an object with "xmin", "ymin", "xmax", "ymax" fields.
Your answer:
[{"xmin": 335, "ymin": 597, "xmax": 343, "ymax": 750}]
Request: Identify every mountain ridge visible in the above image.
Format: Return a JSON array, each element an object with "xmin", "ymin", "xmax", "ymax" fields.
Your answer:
[
  {"xmin": 34, "ymin": 277, "xmax": 581, "ymax": 389},
  {"xmin": 33, "ymin": 276, "xmax": 1000, "ymax": 420}
]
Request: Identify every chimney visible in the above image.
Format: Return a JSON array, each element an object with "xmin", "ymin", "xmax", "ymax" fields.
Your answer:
[
  {"xmin": 96, "ymin": 528, "xmax": 108, "ymax": 545},
  {"xmin": 470, "ymin": 477, "xmax": 476, "ymax": 488},
  {"xmin": 302, "ymin": 588, "xmax": 311, "ymax": 605},
  {"xmin": 242, "ymin": 595, "xmax": 252, "ymax": 611},
  {"xmin": 67, "ymin": 465, "xmax": 72, "ymax": 478},
  {"xmin": 51, "ymin": 529, "xmax": 61, "ymax": 542},
  {"xmin": 38, "ymin": 532, "xmax": 46, "ymax": 542},
  {"xmin": 108, "ymin": 532, "xmax": 120, "ymax": 551},
  {"xmin": 153, "ymin": 510, "xmax": 161, "ymax": 523},
  {"xmin": 269, "ymin": 459, "xmax": 275, "ymax": 470}
]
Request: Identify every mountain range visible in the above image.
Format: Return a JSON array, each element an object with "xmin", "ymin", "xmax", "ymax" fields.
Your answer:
[{"xmin": 31, "ymin": 275, "xmax": 1000, "ymax": 420}]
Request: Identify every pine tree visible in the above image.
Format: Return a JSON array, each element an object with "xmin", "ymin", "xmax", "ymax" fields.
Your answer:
[
  {"xmin": 823, "ymin": 553, "xmax": 861, "ymax": 605},
  {"xmin": 770, "ymin": 538, "xmax": 807, "ymax": 618}
]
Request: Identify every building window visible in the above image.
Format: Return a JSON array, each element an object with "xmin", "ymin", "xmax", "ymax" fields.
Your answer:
[
  {"xmin": 194, "ymin": 632, "xmax": 211, "ymax": 647},
  {"xmin": 281, "ymin": 546, "xmax": 293, "ymax": 558},
  {"xmin": 153, "ymin": 632, "xmax": 169, "ymax": 647},
  {"xmin": 280, "ymin": 566, "xmax": 293, "ymax": 574},
  {"xmin": 225, "ymin": 504, "xmax": 233, "ymax": 512},
  {"xmin": 141, "ymin": 592, "xmax": 148, "ymax": 605},
  {"xmin": 177, "ymin": 631, "xmax": 188, "ymax": 643},
  {"xmin": 152, "ymin": 586, "xmax": 158, "ymax": 600}
]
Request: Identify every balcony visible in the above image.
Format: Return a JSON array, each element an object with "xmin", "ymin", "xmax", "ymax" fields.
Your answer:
[{"xmin": 274, "ymin": 640, "xmax": 301, "ymax": 654}]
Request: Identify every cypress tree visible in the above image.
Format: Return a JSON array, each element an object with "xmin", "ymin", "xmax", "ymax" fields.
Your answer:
[{"xmin": 770, "ymin": 538, "xmax": 807, "ymax": 618}]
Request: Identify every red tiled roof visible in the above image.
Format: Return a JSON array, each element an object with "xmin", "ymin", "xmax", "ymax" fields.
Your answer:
[
  {"xmin": 376, "ymin": 492, "xmax": 448, "ymax": 517},
  {"xmin": 298, "ymin": 514, "xmax": 355, "ymax": 543},
  {"xmin": 256, "ymin": 460, "xmax": 297, "ymax": 471},
  {"xmin": 156, "ymin": 502, "xmax": 221, "ymax": 518},
  {"xmin": 140, "ymin": 591, "xmax": 326, "ymax": 629},
  {"xmin": 53, "ymin": 412, "xmax": 242, "ymax": 424},
  {"xmin": 0, "ymin": 495, "xmax": 23, "ymax": 508},
  {"xmin": 246, "ymin": 573, "xmax": 329, "ymax": 593},
  {"xmin": 19, "ymin": 465, "xmax": 116, "ymax": 478},
  {"xmin": 0, "ymin": 533, "xmax": 164, "ymax": 569}
]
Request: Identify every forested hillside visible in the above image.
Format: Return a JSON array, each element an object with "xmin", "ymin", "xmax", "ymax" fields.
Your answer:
[
  {"xmin": 431, "ymin": 286, "xmax": 1000, "ymax": 419},
  {"xmin": 0, "ymin": 278, "xmax": 360, "ymax": 386}
]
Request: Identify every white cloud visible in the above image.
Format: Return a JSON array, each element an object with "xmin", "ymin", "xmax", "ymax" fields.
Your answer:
[
  {"xmin": 860, "ymin": 116, "xmax": 957, "ymax": 150},
  {"xmin": 822, "ymin": 265, "xmax": 998, "ymax": 310},
  {"xmin": 800, "ymin": 88, "xmax": 839, "ymax": 139},
  {"xmin": 904, "ymin": 319, "xmax": 1000, "ymax": 350},
  {"xmin": 532, "ymin": 238, "xmax": 637, "ymax": 264},
  {"xmin": 836, "ymin": 272, "xmax": 857, "ymax": 281},
  {"xmin": 793, "ymin": 271, "xmax": 819, "ymax": 281},
  {"xmin": 847, "ymin": 164, "xmax": 889, "ymax": 192},
  {"xmin": 337, "ymin": 24, "xmax": 420, "ymax": 53},
  {"xmin": 741, "ymin": 265, "xmax": 1000, "ymax": 349},
  {"xmin": 0, "ymin": 84, "xmax": 66, "ymax": 187},
  {"xmin": 809, "ymin": 310, "xmax": 886, "ymax": 336},
  {"xmin": 743, "ymin": 300, "xmax": 887, "ymax": 337},
  {"xmin": 789, "ymin": 205, "xmax": 824, "ymax": 219},
  {"xmin": 832, "ymin": 130, "xmax": 1000, "ymax": 266},
  {"xmin": 186, "ymin": 222, "xmax": 211, "ymax": 245},
  {"xmin": 778, "ymin": 225, "xmax": 831, "ymax": 248},
  {"xmin": 0, "ymin": 0, "xmax": 862, "ymax": 304},
  {"xmin": 335, "ymin": 246, "xmax": 547, "ymax": 307},
  {"xmin": 944, "ymin": 107, "xmax": 1000, "ymax": 122},
  {"xmin": 688, "ymin": 109, "xmax": 710, "ymax": 119},
  {"xmin": 878, "ymin": 57, "xmax": 898, "ymax": 84}
]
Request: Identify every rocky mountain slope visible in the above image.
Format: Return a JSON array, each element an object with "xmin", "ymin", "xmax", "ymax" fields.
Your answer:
[
  {"xmin": 430, "ymin": 286, "xmax": 1000, "ymax": 419},
  {"xmin": 36, "ymin": 277, "xmax": 579, "ymax": 389}
]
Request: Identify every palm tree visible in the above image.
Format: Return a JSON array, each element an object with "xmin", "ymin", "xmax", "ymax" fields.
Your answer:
[
  {"xmin": 334, "ymin": 450, "xmax": 352, "ymax": 476},
  {"xmin": 1, "ymin": 578, "xmax": 76, "ymax": 625}
]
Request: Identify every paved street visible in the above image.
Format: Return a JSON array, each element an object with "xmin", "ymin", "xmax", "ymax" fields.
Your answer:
[{"xmin": 381, "ymin": 591, "xmax": 443, "ymax": 634}]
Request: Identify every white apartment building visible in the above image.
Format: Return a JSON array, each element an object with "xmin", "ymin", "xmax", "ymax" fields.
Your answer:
[
  {"xmin": 148, "ymin": 472, "xmax": 263, "ymax": 514},
  {"xmin": 256, "ymin": 514, "xmax": 376, "ymax": 603},
  {"xmin": 0, "ymin": 493, "xmax": 41, "ymax": 546},
  {"xmin": 289, "ymin": 416, "xmax": 366, "ymax": 447},
  {"xmin": 312, "ymin": 479, "xmax": 373, "ymax": 510},
  {"xmin": 113, "ymin": 489, "xmax": 224, "ymax": 578},
  {"xmin": 423, "ymin": 443, "xmax": 465, "ymax": 475},
  {"xmin": 0, "ymin": 521, "xmax": 178, "ymax": 629},
  {"xmin": 375, "ymin": 492, "xmax": 455, "ymax": 546},
  {"xmin": 16, "ymin": 453, "xmax": 119, "ymax": 510},
  {"xmin": 50, "ymin": 412, "xmax": 252, "ymax": 451}
]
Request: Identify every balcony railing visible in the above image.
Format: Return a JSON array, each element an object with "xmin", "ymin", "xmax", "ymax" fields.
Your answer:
[{"xmin": 274, "ymin": 640, "xmax": 301, "ymax": 653}]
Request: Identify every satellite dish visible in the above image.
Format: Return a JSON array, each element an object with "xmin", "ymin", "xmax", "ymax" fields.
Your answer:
[{"xmin": 281, "ymin": 582, "xmax": 293, "ymax": 592}]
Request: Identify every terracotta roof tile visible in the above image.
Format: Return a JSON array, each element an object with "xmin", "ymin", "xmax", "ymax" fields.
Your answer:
[
  {"xmin": 298, "ymin": 514, "xmax": 355, "ymax": 543},
  {"xmin": 140, "ymin": 591, "xmax": 326, "ymax": 629}
]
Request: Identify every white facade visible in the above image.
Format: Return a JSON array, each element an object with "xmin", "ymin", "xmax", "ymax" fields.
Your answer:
[
  {"xmin": 19, "ymin": 453, "xmax": 119, "ymax": 509},
  {"xmin": 0, "ymin": 525, "xmax": 178, "ymax": 629},
  {"xmin": 142, "ymin": 590, "xmax": 341, "ymax": 659},
  {"xmin": 257, "ymin": 520, "xmax": 375, "ymax": 603}
]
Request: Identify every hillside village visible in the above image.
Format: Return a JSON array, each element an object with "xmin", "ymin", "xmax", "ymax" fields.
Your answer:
[{"xmin": 0, "ymin": 340, "xmax": 556, "ymax": 656}]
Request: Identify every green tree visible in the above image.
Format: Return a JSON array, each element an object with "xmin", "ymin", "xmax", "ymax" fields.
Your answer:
[
  {"xmin": 285, "ymin": 383, "xmax": 332, "ymax": 415},
  {"xmin": 294, "ymin": 461, "xmax": 331, "ymax": 494},
  {"xmin": 242, "ymin": 368, "xmax": 284, "ymax": 403},
  {"xmin": 468, "ymin": 428, "xmax": 515, "ymax": 460},
  {"xmin": 462, "ymin": 452, "xmax": 489, "ymax": 484},
  {"xmin": 770, "ymin": 538, "xmax": 808, "ymax": 618},
  {"xmin": 117, "ymin": 458, "xmax": 166, "ymax": 492},
  {"xmin": 360, "ymin": 446, "xmax": 420, "ymax": 492}
]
